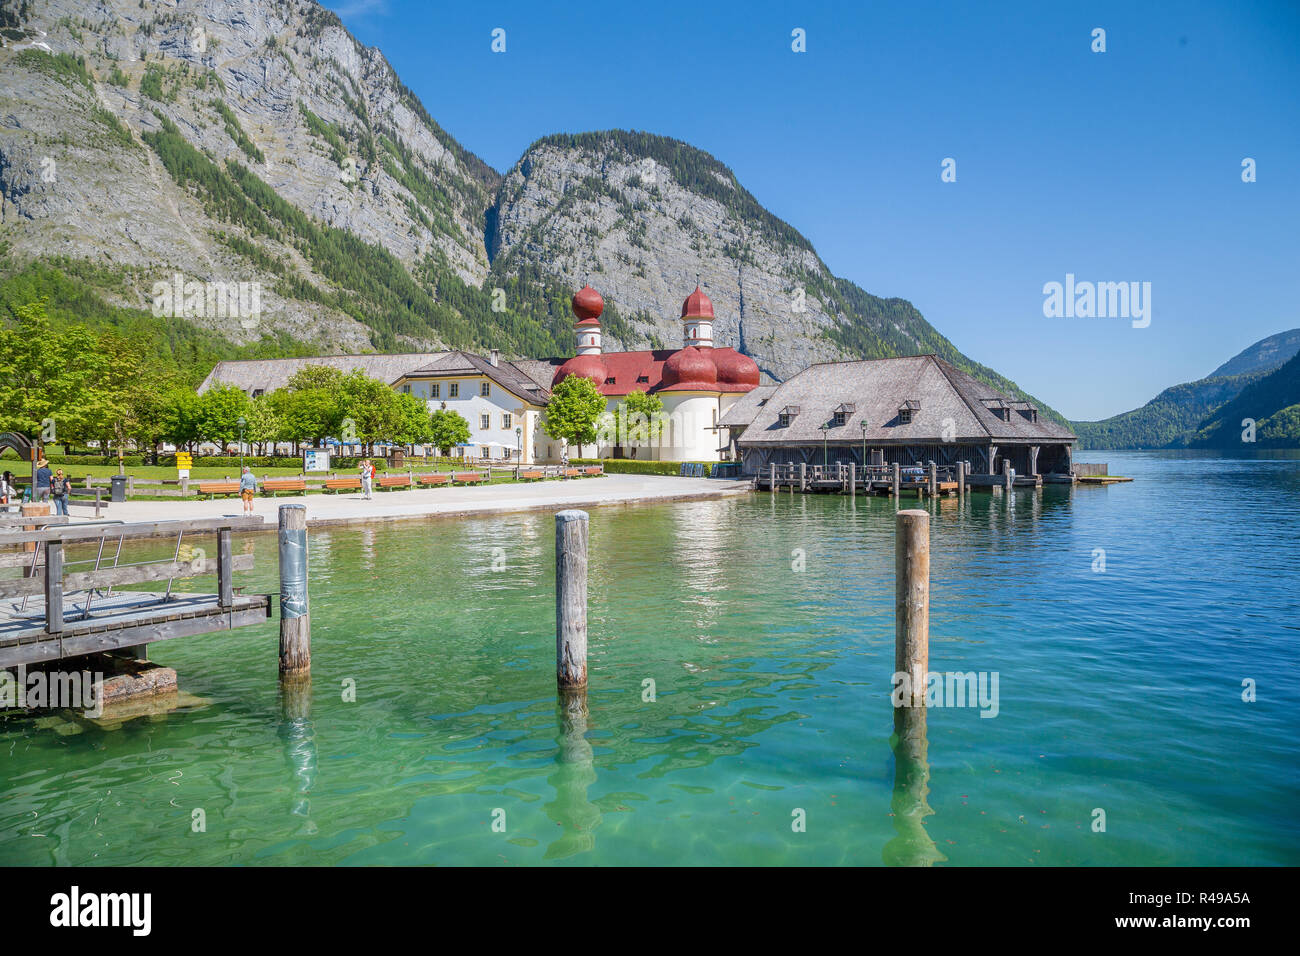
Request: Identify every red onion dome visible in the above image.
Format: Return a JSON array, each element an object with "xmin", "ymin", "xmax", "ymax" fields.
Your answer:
[
  {"xmin": 681, "ymin": 285, "xmax": 714, "ymax": 319},
  {"xmin": 662, "ymin": 346, "xmax": 718, "ymax": 387},
  {"xmin": 553, "ymin": 354, "xmax": 607, "ymax": 387},
  {"xmin": 713, "ymin": 349, "xmax": 761, "ymax": 387},
  {"xmin": 572, "ymin": 285, "xmax": 604, "ymax": 322}
]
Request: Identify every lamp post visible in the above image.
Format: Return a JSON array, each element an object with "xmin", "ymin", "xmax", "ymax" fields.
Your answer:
[
  {"xmin": 860, "ymin": 419, "xmax": 868, "ymax": 471},
  {"xmin": 516, "ymin": 425, "xmax": 522, "ymax": 462},
  {"xmin": 236, "ymin": 416, "xmax": 246, "ymax": 471},
  {"xmin": 820, "ymin": 422, "xmax": 831, "ymax": 468}
]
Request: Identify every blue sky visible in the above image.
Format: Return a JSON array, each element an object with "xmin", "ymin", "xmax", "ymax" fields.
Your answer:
[{"xmin": 323, "ymin": 0, "xmax": 1299, "ymax": 420}]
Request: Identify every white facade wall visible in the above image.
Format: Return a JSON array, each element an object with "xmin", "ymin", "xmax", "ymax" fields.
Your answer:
[{"xmin": 400, "ymin": 376, "xmax": 542, "ymax": 463}]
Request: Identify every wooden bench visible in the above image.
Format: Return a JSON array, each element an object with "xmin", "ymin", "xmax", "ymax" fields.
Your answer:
[
  {"xmin": 518, "ymin": 470, "xmax": 544, "ymax": 481},
  {"xmin": 197, "ymin": 481, "xmax": 240, "ymax": 499},
  {"xmin": 378, "ymin": 474, "xmax": 412, "ymax": 490},
  {"xmin": 417, "ymin": 474, "xmax": 450, "ymax": 486},
  {"xmin": 262, "ymin": 478, "xmax": 307, "ymax": 497},
  {"xmin": 323, "ymin": 477, "xmax": 361, "ymax": 493},
  {"xmin": 582, "ymin": 466, "xmax": 602, "ymax": 476},
  {"xmin": 453, "ymin": 472, "xmax": 486, "ymax": 485},
  {"xmin": 563, "ymin": 468, "xmax": 580, "ymax": 479}
]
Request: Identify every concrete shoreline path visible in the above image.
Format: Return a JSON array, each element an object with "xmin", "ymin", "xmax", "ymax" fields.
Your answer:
[{"xmin": 82, "ymin": 475, "xmax": 753, "ymax": 529}]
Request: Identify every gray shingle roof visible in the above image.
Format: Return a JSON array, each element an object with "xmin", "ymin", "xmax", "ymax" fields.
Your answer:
[
  {"xmin": 736, "ymin": 355, "xmax": 1075, "ymax": 445},
  {"xmin": 718, "ymin": 386, "xmax": 777, "ymax": 427},
  {"xmin": 198, "ymin": 353, "xmax": 451, "ymax": 395},
  {"xmin": 402, "ymin": 351, "xmax": 552, "ymax": 405}
]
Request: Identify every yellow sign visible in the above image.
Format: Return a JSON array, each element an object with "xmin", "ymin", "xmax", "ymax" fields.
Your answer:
[{"xmin": 175, "ymin": 452, "xmax": 193, "ymax": 468}]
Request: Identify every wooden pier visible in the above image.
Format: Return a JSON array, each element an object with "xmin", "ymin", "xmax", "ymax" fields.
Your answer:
[
  {"xmin": 755, "ymin": 461, "xmax": 1034, "ymax": 498},
  {"xmin": 0, "ymin": 516, "xmax": 270, "ymax": 670}
]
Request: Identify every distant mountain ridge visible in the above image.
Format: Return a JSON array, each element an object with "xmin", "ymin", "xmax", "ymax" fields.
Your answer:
[
  {"xmin": 1073, "ymin": 328, "xmax": 1300, "ymax": 449},
  {"xmin": 1209, "ymin": 329, "xmax": 1300, "ymax": 379}
]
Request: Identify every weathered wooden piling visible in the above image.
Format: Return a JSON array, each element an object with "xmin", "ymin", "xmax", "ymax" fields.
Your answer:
[
  {"xmin": 769, "ymin": 462, "xmax": 776, "ymax": 496},
  {"xmin": 849, "ymin": 463, "xmax": 856, "ymax": 498},
  {"xmin": 957, "ymin": 460, "xmax": 966, "ymax": 497},
  {"xmin": 278, "ymin": 504, "xmax": 310, "ymax": 676},
  {"xmin": 799, "ymin": 462, "xmax": 807, "ymax": 492},
  {"xmin": 892, "ymin": 462, "xmax": 901, "ymax": 498},
  {"xmin": 555, "ymin": 509, "xmax": 589, "ymax": 690},
  {"xmin": 927, "ymin": 462, "xmax": 937, "ymax": 499},
  {"xmin": 1002, "ymin": 459, "xmax": 1013, "ymax": 493},
  {"xmin": 894, "ymin": 509, "xmax": 929, "ymax": 708}
]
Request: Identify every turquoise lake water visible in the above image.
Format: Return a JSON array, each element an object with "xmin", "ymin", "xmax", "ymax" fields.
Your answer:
[{"xmin": 2, "ymin": 450, "xmax": 1297, "ymax": 865}]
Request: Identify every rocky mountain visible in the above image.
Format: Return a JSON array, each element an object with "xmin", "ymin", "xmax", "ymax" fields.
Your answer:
[
  {"xmin": 1, "ymin": 0, "xmax": 1055, "ymax": 416},
  {"xmin": 1208, "ymin": 328, "xmax": 1300, "ymax": 379},
  {"xmin": 1072, "ymin": 328, "xmax": 1300, "ymax": 449}
]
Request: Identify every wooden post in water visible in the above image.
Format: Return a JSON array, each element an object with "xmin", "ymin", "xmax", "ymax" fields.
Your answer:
[
  {"xmin": 278, "ymin": 504, "xmax": 310, "ymax": 676},
  {"xmin": 894, "ymin": 509, "xmax": 929, "ymax": 709},
  {"xmin": 849, "ymin": 462, "xmax": 856, "ymax": 498},
  {"xmin": 957, "ymin": 460, "xmax": 965, "ymax": 497},
  {"xmin": 770, "ymin": 462, "xmax": 776, "ymax": 496},
  {"xmin": 555, "ymin": 509, "xmax": 589, "ymax": 690},
  {"xmin": 892, "ymin": 462, "xmax": 900, "ymax": 499},
  {"xmin": 799, "ymin": 462, "xmax": 807, "ymax": 492},
  {"xmin": 1003, "ymin": 459, "xmax": 1012, "ymax": 494},
  {"xmin": 928, "ymin": 462, "xmax": 937, "ymax": 499}
]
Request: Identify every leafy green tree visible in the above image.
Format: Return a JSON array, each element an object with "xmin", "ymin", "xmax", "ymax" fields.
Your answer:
[
  {"xmin": 161, "ymin": 387, "xmax": 204, "ymax": 450},
  {"xmin": 196, "ymin": 384, "xmax": 252, "ymax": 448},
  {"xmin": 544, "ymin": 375, "xmax": 606, "ymax": 450},
  {"xmin": 244, "ymin": 393, "xmax": 282, "ymax": 455},
  {"xmin": 428, "ymin": 408, "xmax": 470, "ymax": 455},
  {"xmin": 393, "ymin": 392, "xmax": 434, "ymax": 444},
  {"xmin": 339, "ymin": 369, "xmax": 402, "ymax": 451},
  {"xmin": 611, "ymin": 389, "xmax": 666, "ymax": 457},
  {"xmin": 0, "ymin": 299, "xmax": 111, "ymax": 443}
]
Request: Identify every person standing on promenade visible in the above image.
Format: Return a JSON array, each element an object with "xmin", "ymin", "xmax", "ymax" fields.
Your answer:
[
  {"xmin": 51, "ymin": 468, "xmax": 71, "ymax": 516},
  {"xmin": 239, "ymin": 465, "xmax": 257, "ymax": 516},
  {"xmin": 360, "ymin": 458, "xmax": 374, "ymax": 500},
  {"xmin": 34, "ymin": 458, "xmax": 53, "ymax": 504},
  {"xmin": 0, "ymin": 471, "xmax": 16, "ymax": 509}
]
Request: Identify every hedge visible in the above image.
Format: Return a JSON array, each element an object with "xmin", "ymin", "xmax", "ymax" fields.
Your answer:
[{"xmin": 570, "ymin": 458, "xmax": 716, "ymax": 476}]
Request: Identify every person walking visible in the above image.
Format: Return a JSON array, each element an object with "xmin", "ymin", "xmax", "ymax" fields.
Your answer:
[
  {"xmin": 34, "ymin": 458, "xmax": 53, "ymax": 504},
  {"xmin": 360, "ymin": 458, "xmax": 374, "ymax": 499},
  {"xmin": 239, "ymin": 465, "xmax": 257, "ymax": 516},
  {"xmin": 0, "ymin": 470, "xmax": 15, "ymax": 510},
  {"xmin": 51, "ymin": 468, "xmax": 71, "ymax": 516}
]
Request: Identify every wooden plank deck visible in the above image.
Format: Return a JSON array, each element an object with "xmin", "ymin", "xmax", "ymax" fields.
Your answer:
[{"xmin": 0, "ymin": 590, "xmax": 272, "ymax": 669}]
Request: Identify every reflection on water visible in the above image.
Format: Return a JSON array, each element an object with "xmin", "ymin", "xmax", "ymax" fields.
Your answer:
[
  {"xmin": 1, "ymin": 451, "xmax": 1298, "ymax": 865},
  {"xmin": 883, "ymin": 705, "xmax": 945, "ymax": 867},
  {"xmin": 544, "ymin": 689, "xmax": 599, "ymax": 860},
  {"xmin": 279, "ymin": 675, "xmax": 316, "ymax": 833}
]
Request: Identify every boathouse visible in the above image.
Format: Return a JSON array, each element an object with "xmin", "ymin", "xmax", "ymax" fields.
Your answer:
[{"xmin": 725, "ymin": 355, "xmax": 1076, "ymax": 477}]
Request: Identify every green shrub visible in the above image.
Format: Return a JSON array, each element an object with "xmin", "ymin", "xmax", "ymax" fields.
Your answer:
[{"xmin": 569, "ymin": 458, "xmax": 715, "ymax": 476}]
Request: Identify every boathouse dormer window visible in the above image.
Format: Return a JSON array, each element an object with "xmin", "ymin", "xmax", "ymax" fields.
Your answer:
[
  {"xmin": 778, "ymin": 405, "xmax": 801, "ymax": 428},
  {"xmin": 898, "ymin": 400, "xmax": 920, "ymax": 425},
  {"xmin": 832, "ymin": 411, "xmax": 847, "ymax": 427},
  {"xmin": 1018, "ymin": 406, "xmax": 1039, "ymax": 423},
  {"xmin": 831, "ymin": 403, "xmax": 855, "ymax": 427}
]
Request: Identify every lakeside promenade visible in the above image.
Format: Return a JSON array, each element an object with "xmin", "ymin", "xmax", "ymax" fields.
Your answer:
[{"xmin": 81, "ymin": 474, "xmax": 752, "ymax": 529}]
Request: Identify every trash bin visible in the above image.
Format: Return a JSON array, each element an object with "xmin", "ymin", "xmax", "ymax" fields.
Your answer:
[{"xmin": 110, "ymin": 474, "xmax": 127, "ymax": 502}]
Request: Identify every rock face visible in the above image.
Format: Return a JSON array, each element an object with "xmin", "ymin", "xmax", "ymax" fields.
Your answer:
[
  {"xmin": 0, "ymin": 0, "xmax": 1053, "ymax": 412},
  {"xmin": 1, "ymin": 0, "xmax": 498, "ymax": 350}
]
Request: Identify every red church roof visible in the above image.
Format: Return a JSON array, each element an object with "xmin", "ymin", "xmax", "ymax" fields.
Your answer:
[
  {"xmin": 681, "ymin": 286, "xmax": 714, "ymax": 319},
  {"xmin": 552, "ymin": 347, "xmax": 759, "ymax": 396}
]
